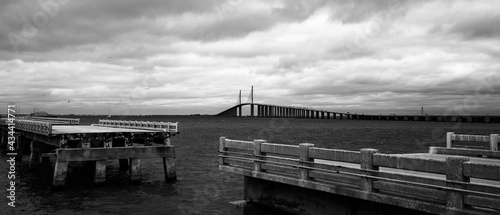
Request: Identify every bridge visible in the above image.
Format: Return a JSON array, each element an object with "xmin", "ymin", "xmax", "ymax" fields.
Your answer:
[{"xmin": 216, "ymin": 87, "xmax": 500, "ymax": 123}]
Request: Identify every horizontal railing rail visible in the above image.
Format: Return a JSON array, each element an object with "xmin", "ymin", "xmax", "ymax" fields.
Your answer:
[
  {"xmin": 219, "ymin": 137, "xmax": 500, "ymax": 214},
  {"xmin": 95, "ymin": 119, "xmax": 179, "ymax": 133}
]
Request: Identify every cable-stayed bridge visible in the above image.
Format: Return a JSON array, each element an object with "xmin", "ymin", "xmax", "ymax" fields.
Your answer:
[{"xmin": 216, "ymin": 87, "xmax": 500, "ymax": 123}]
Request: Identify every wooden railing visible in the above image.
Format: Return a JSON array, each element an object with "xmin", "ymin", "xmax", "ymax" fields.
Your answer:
[
  {"xmin": 95, "ymin": 119, "xmax": 179, "ymax": 133},
  {"xmin": 219, "ymin": 137, "xmax": 500, "ymax": 215}
]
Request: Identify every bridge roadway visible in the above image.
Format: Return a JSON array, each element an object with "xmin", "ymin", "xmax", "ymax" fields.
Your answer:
[{"xmin": 216, "ymin": 103, "xmax": 500, "ymax": 123}]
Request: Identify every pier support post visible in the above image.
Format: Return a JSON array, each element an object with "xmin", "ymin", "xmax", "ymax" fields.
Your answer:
[
  {"xmin": 16, "ymin": 134, "xmax": 26, "ymax": 161},
  {"xmin": 446, "ymin": 132, "xmax": 455, "ymax": 148},
  {"xmin": 251, "ymin": 104, "xmax": 254, "ymax": 117},
  {"xmin": 29, "ymin": 140, "xmax": 40, "ymax": 170},
  {"xmin": 130, "ymin": 158, "xmax": 141, "ymax": 183},
  {"xmin": 253, "ymin": 139, "xmax": 266, "ymax": 172},
  {"xmin": 445, "ymin": 156, "xmax": 469, "ymax": 210},
  {"xmin": 490, "ymin": 134, "xmax": 498, "ymax": 151},
  {"xmin": 163, "ymin": 156, "xmax": 176, "ymax": 182},
  {"xmin": 94, "ymin": 160, "xmax": 107, "ymax": 184},
  {"xmin": 53, "ymin": 159, "xmax": 68, "ymax": 187},
  {"xmin": 111, "ymin": 138, "xmax": 130, "ymax": 170},
  {"xmin": 0, "ymin": 129, "xmax": 6, "ymax": 150},
  {"xmin": 299, "ymin": 143, "xmax": 314, "ymax": 180},
  {"xmin": 361, "ymin": 149, "xmax": 379, "ymax": 193}
]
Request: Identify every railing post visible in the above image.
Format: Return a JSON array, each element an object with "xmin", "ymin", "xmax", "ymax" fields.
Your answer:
[
  {"xmin": 253, "ymin": 139, "xmax": 266, "ymax": 172},
  {"xmin": 445, "ymin": 156, "xmax": 470, "ymax": 210},
  {"xmin": 299, "ymin": 143, "xmax": 314, "ymax": 180},
  {"xmin": 446, "ymin": 132, "xmax": 455, "ymax": 148},
  {"xmin": 490, "ymin": 134, "xmax": 498, "ymax": 151},
  {"xmin": 219, "ymin": 137, "xmax": 226, "ymax": 165},
  {"xmin": 361, "ymin": 149, "xmax": 379, "ymax": 192}
]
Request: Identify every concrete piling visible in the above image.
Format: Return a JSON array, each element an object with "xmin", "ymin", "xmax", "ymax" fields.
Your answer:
[
  {"xmin": 130, "ymin": 158, "xmax": 141, "ymax": 182},
  {"xmin": 94, "ymin": 160, "xmax": 107, "ymax": 184}
]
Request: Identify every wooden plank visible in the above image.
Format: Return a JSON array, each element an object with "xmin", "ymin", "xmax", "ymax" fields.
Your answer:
[
  {"xmin": 261, "ymin": 143, "xmax": 299, "ymax": 156},
  {"xmin": 309, "ymin": 147, "xmax": 360, "ymax": 163},
  {"xmin": 56, "ymin": 146, "xmax": 174, "ymax": 162},
  {"xmin": 430, "ymin": 147, "xmax": 500, "ymax": 158},
  {"xmin": 373, "ymin": 154, "xmax": 445, "ymax": 174},
  {"xmin": 225, "ymin": 139, "xmax": 254, "ymax": 151},
  {"xmin": 373, "ymin": 181, "xmax": 447, "ymax": 201},
  {"xmin": 463, "ymin": 162, "xmax": 500, "ymax": 181},
  {"xmin": 465, "ymin": 195, "xmax": 500, "ymax": 210}
]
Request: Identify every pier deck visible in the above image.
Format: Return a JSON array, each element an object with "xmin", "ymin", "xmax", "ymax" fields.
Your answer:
[
  {"xmin": 0, "ymin": 117, "xmax": 179, "ymax": 187},
  {"xmin": 219, "ymin": 134, "xmax": 500, "ymax": 215}
]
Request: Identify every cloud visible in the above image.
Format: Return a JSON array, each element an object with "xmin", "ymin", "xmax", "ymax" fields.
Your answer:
[{"xmin": 0, "ymin": 0, "xmax": 499, "ymax": 115}]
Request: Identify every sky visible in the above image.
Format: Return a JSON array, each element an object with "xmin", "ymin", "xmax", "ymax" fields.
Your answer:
[{"xmin": 0, "ymin": 0, "xmax": 499, "ymax": 115}]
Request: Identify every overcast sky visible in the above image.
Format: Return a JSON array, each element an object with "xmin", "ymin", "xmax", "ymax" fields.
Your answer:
[{"xmin": 1, "ymin": 0, "xmax": 499, "ymax": 115}]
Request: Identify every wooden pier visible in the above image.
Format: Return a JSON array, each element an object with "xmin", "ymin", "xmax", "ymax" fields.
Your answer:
[
  {"xmin": 218, "ymin": 134, "xmax": 500, "ymax": 214},
  {"xmin": 0, "ymin": 117, "xmax": 179, "ymax": 187}
]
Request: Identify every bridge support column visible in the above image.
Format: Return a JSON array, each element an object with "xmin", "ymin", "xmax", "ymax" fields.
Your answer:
[
  {"xmin": 251, "ymin": 104, "xmax": 254, "ymax": 117},
  {"xmin": 238, "ymin": 106, "xmax": 242, "ymax": 117},
  {"xmin": 321, "ymin": 112, "xmax": 325, "ymax": 119}
]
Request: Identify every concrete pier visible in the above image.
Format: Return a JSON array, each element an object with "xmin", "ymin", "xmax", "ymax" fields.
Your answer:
[
  {"xmin": 219, "ymin": 135, "xmax": 500, "ymax": 214},
  {"xmin": 0, "ymin": 118, "xmax": 179, "ymax": 187}
]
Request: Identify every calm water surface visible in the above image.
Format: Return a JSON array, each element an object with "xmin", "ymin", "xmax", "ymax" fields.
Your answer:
[{"xmin": 1, "ymin": 116, "xmax": 498, "ymax": 214}]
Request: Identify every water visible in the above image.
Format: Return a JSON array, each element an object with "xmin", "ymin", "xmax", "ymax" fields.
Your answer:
[{"xmin": 1, "ymin": 116, "xmax": 498, "ymax": 214}]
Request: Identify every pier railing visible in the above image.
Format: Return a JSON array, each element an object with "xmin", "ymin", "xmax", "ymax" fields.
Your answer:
[
  {"xmin": 95, "ymin": 119, "xmax": 179, "ymax": 133},
  {"xmin": 446, "ymin": 132, "xmax": 499, "ymax": 151},
  {"xmin": 427, "ymin": 132, "xmax": 500, "ymax": 159},
  {"xmin": 219, "ymin": 137, "xmax": 500, "ymax": 215},
  {"xmin": 30, "ymin": 117, "xmax": 80, "ymax": 125}
]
